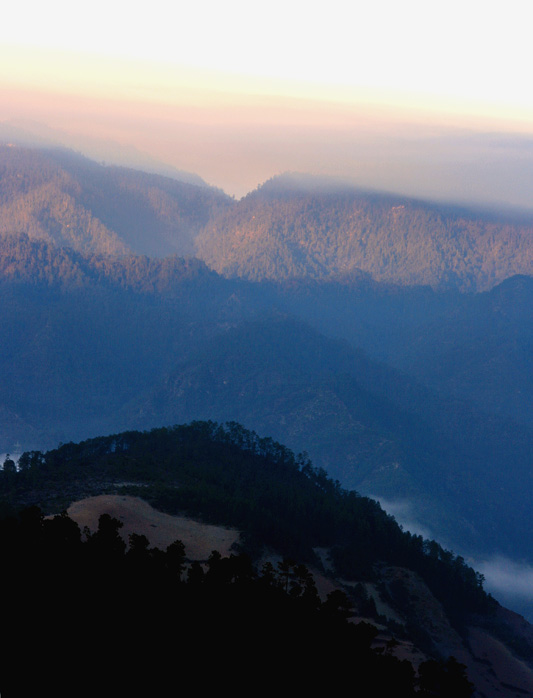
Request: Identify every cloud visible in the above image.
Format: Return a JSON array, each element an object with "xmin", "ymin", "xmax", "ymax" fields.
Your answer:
[
  {"xmin": 371, "ymin": 496, "xmax": 434, "ymax": 540},
  {"xmin": 475, "ymin": 556, "xmax": 533, "ymax": 602},
  {"xmin": 370, "ymin": 494, "xmax": 533, "ymax": 619}
]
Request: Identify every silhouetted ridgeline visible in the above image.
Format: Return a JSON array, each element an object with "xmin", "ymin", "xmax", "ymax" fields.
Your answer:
[
  {"xmin": 0, "ymin": 422, "xmax": 494, "ymax": 630},
  {"xmin": 0, "ymin": 231, "xmax": 216, "ymax": 290},
  {"xmin": 1, "ymin": 498, "xmax": 475, "ymax": 696}
]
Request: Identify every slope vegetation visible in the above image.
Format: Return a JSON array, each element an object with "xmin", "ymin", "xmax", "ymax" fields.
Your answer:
[
  {"xmin": 1, "ymin": 147, "xmax": 532, "ymax": 289},
  {"xmin": 0, "ymin": 235, "xmax": 532, "ymax": 567},
  {"xmin": 0, "ymin": 144, "xmax": 231, "ymax": 257},
  {"xmin": 195, "ymin": 174, "xmax": 533, "ymax": 290}
]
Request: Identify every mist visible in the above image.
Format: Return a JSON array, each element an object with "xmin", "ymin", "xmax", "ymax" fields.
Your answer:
[
  {"xmin": 476, "ymin": 556, "xmax": 533, "ymax": 602},
  {"xmin": 377, "ymin": 495, "xmax": 533, "ymax": 622},
  {"xmin": 472, "ymin": 556, "xmax": 533, "ymax": 623},
  {"xmin": 3, "ymin": 86, "xmax": 533, "ymax": 212},
  {"xmin": 372, "ymin": 496, "xmax": 435, "ymax": 541}
]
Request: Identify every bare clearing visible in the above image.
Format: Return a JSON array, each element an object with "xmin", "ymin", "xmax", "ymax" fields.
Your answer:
[{"xmin": 66, "ymin": 494, "xmax": 240, "ymax": 560}]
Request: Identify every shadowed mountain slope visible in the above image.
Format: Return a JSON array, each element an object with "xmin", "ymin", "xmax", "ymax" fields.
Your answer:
[
  {"xmin": 0, "ymin": 235, "xmax": 532, "ymax": 568},
  {"xmin": 121, "ymin": 317, "xmax": 533, "ymax": 563},
  {"xmin": 268, "ymin": 273, "xmax": 533, "ymax": 427}
]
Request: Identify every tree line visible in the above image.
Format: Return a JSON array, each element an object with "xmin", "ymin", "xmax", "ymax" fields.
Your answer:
[
  {"xmin": 0, "ymin": 503, "xmax": 474, "ymax": 696},
  {"xmin": 0, "ymin": 421, "xmax": 496, "ymax": 636}
]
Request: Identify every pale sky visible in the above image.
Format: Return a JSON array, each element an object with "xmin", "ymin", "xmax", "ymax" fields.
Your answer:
[{"xmin": 2, "ymin": 0, "xmax": 533, "ymax": 204}]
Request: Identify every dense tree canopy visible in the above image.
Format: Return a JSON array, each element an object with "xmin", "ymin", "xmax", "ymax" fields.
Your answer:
[
  {"xmin": 0, "ymin": 500, "xmax": 475, "ymax": 697},
  {"xmin": 0, "ymin": 421, "xmax": 495, "ymax": 635}
]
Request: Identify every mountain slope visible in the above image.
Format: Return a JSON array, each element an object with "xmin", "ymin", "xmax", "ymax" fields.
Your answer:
[
  {"xmin": 195, "ymin": 173, "xmax": 533, "ymax": 290},
  {"xmin": 386, "ymin": 274, "xmax": 533, "ymax": 426},
  {"xmin": 269, "ymin": 273, "xmax": 533, "ymax": 427},
  {"xmin": 1, "ymin": 235, "xmax": 532, "ymax": 569},
  {"xmin": 0, "ymin": 144, "xmax": 231, "ymax": 257},
  {"xmin": 1, "ymin": 147, "xmax": 532, "ymax": 290},
  {"xmin": 121, "ymin": 316, "xmax": 533, "ymax": 564}
]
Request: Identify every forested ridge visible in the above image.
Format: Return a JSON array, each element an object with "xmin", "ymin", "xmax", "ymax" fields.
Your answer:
[
  {"xmin": 0, "ymin": 231, "xmax": 216, "ymax": 290},
  {"xmin": 0, "ymin": 144, "xmax": 230, "ymax": 257},
  {"xmin": 1, "ymin": 500, "xmax": 475, "ymax": 696},
  {"xmin": 0, "ymin": 422, "xmax": 494, "ymax": 624},
  {"xmin": 1, "ymin": 145, "xmax": 533, "ymax": 695},
  {"xmin": 1, "ymin": 146, "xmax": 532, "ymax": 289},
  {"xmin": 6, "ymin": 420, "xmax": 525, "ymax": 696},
  {"xmin": 196, "ymin": 174, "xmax": 533, "ymax": 289}
]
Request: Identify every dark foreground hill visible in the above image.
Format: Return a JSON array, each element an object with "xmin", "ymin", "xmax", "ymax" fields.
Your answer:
[{"xmin": 1, "ymin": 422, "xmax": 532, "ymax": 697}]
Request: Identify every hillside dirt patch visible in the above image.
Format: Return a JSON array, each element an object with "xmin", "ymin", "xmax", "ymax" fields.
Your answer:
[
  {"xmin": 66, "ymin": 494, "xmax": 240, "ymax": 560},
  {"xmin": 467, "ymin": 626, "xmax": 533, "ymax": 697}
]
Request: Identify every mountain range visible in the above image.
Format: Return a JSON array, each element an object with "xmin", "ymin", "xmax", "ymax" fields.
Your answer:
[
  {"xmin": 0, "ymin": 142, "xmax": 532, "ymax": 625},
  {"xmin": 1, "ymin": 145, "xmax": 533, "ymax": 289}
]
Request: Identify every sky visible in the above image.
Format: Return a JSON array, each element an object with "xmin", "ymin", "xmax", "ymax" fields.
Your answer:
[{"xmin": 2, "ymin": 0, "xmax": 533, "ymax": 205}]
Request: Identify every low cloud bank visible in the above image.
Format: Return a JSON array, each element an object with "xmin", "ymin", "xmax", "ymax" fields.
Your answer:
[
  {"xmin": 372, "ymin": 496, "xmax": 434, "ymax": 541},
  {"xmin": 472, "ymin": 556, "xmax": 533, "ymax": 622},
  {"xmin": 370, "ymin": 495, "xmax": 533, "ymax": 620},
  {"xmin": 376, "ymin": 497, "xmax": 533, "ymax": 598},
  {"xmin": 475, "ymin": 556, "xmax": 533, "ymax": 602}
]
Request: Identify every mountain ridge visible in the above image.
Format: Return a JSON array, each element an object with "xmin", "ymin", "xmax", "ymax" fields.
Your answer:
[
  {"xmin": 1, "ymin": 143, "xmax": 533, "ymax": 626},
  {"xmin": 1, "ymin": 144, "xmax": 532, "ymax": 290},
  {"xmin": 0, "ymin": 144, "xmax": 231, "ymax": 257}
]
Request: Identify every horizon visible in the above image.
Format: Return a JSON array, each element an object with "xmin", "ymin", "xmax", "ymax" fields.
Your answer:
[{"xmin": 2, "ymin": 1, "xmax": 533, "ymax": 206}]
